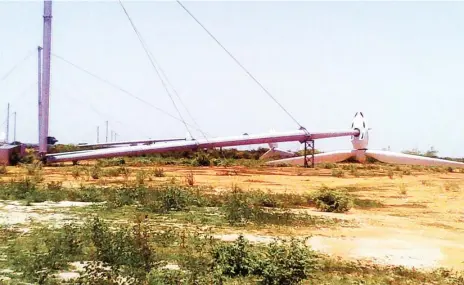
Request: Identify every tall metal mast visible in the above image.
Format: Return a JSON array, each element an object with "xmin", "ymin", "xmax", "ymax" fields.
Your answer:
[
  {"xmin": 5, "ymin": 103, "xmax": 10, "ymax": 143},
  {"xmin": 38, "ymin": 46, "xmax": 43, "ymax": 144},
  {"xmin": 97, "ymin": 126, "xmax": 100, "ymax": 143},
  {"xmin": 105, "ymin": 121, "xmax": 108, "ymax": 142},
  {"xmin": 39, "ymin": 0, "xmax": 52, "ymax": 155}
]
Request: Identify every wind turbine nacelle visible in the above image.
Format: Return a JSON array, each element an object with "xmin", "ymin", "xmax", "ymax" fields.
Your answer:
[{"xmin": 351, "ymin": 112, "xmax": 369, "ymax": 150}]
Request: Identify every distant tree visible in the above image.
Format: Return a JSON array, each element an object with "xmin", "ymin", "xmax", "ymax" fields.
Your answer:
[
  {"xmin": 402, "ymin": 147, "xmax": 438, "ymax": 158},
  {"xmin": 424, "ymin": 146, "xmax": 438, "ymax": 158}
]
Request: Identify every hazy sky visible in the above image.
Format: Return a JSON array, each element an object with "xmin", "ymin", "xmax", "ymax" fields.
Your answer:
[{"xmin": 1, "ymin": 1, "xmax": 463, "ymax": 157}]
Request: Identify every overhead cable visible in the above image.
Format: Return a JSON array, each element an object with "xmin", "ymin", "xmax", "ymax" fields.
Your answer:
[
  {"xmin": 176, "ymin": 0, "xmax": 303, "ymax": 128},
  {"xmin": 118, "ymin": 0, "xmax": 194, "ymax": 139},
  {"xmin": 51, "ymin": 53, "xmax": 208, "ymax": 136}
]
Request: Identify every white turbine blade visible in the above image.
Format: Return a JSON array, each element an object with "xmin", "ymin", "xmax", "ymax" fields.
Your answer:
[
  {"xmin": 260, "ymin": 148, "xmax": 294, "ymax": 160},
  {"xmin": 366, "ymin": 150, "xmax": 464, "ymax": 168},
  {"xmin": 266, "ymin": 150, "xmax": 356, "ymax": 166}
]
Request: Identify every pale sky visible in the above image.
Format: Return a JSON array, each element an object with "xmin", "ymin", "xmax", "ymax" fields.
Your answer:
[{"xmin": 1, "ymin": 1, "xmax": 463, "ymax": 157}]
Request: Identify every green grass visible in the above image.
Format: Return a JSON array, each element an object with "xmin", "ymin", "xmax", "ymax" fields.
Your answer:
[{"xmin": 1, "ymin": 219, "xmax": 462, "ymax": 285}]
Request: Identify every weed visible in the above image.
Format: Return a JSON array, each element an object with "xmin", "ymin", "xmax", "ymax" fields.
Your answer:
[
  {"xmin": 259, "ymin": 237, "xmax": 319, "ymax": 285},
  {"xmin": 153, "ymin": 167, "xmax": 165, "ymax": 177},
  {"xmin": 402, "ymin": 169, "xmax": 412, "ymax": 175},
  {"xmin": 331, "ymin": 168, "xmax": 345, "ymax": 178},
  {"xmin": 0, "ymin": 164, "xmax": 7, "ymax": 175},
  {"xmin": 321, "ymin": 163, "xmax": 336, "ymax": 169},
  {"xmin": 311, "ymin": 187, "xmax": 353, "ymax": 213},
  {"xmin": 185, "ymin": 171, "xmax": 195, "ymax": 186},
  {"xmin": 142, "ymin": 185, "xmax": 193, "ymax": 213},
  {"xmin": 350, "ymin": 167, "xmax": 360, "ymax": 178},
  {"xmin": 136, "ymin": 170, "xmax": 148, "ymax": 185},
  {"xmin": 71, "ymin": 166, "xmax": 81, "ymax": 179},
  {"xmin": 399, "ymin": 184, "xmax": 408, "ymax": 195},
  {"xmin": 212, "ymin": 234, "xmax": 257, "ymax": 277},
  {"xmin": 421, "ymin": 180, "xmax": 434, "ymax": 186},
  {"xmin": 47, "ymin": 181, "xmax": 63, "ymax": 191},
  {"xmin": 103, "ymin": 167, "xmax": 122, "ymax": 177},
  {"xmin": 8, "ymin": 224, "xmax": 84, "ymax": 283},
  {"xmin": 387, "ymin": 168, "xmax": 394, "ymax": 179},
  {"xmin": 25, "ymin": 161, "xmax": 43, "ymax": 175},
  {"xmin": 90, "ymin": 165, "xmax": 101, "ymax": 180},
  {"xmin": 443, "ymin": 181, "xmax": 460, "ymax": 192},
  {"xmin": 353, "ymin": 198, "xmax": 384, "ymax": 209},
  {"xmin": 88, "ymin": 216, "xmax": 162, "ymax": 280},
  {"xmin": 191, "ymin": 152, "xmax": 211, "ymax": 166},
  {"xmin": 223, "ymin": 187, "xmax": 254, "ymax": 226}
]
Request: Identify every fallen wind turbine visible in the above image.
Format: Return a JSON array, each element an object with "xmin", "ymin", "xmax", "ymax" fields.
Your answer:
[
  {"xmin": 37, "ymin": 0, "xmax": 358, "ymax": 164},
  {"xmin": 266, "ymin": 112, "xmax": 464, "ymax": 168}
]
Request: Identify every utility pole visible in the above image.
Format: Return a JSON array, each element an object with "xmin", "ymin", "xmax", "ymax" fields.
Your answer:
[
  {"xmin": 38, "ymin": 46, "xmax": 42, "ymax": 144},
  {"xmin": 105, "ymin": 121, "xmax": 108, "ymax": 142},
  {"xmin": 39, "ymin": 0, "xmax": 52, "ymax": 155},
  {"xmin": 5, "ymin": 103, "xmax": 10, "ymax": 143},
  {"xmin": 111, "ymin": 130, "xmax": 114, "ymax": 142},
  {"xmin": 114, "ymin": 133, "xmax": 117, "ymax": 142},
  {"xmin": 97, "ymin": 126, "xmax": 99, "ymax": 143},
  {"xmin": 13, "ymin": 112, "xmax": 16, "ymax": 142}
]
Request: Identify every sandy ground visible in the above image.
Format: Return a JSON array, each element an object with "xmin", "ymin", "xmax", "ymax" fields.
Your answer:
[{"xmin": 1, "ymin": 164, "xmax": 464, "ymax": 270}]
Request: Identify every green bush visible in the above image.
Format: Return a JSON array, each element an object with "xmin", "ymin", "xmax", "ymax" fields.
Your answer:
[
  {"xmin": 88, "ymin": 217, "xmax": 161, "ymax": 279},
  {"xmin": 311, "ymin": 187, "xmax": 353, "ymax": 213},
  {"xmin": 258, "ymin": 238, "xmax": 319, "ymax": 285},
  {"xmin": 223, "ymin": 187, "xmax": 254, "ymax": 226},
  {"xmin": 212, "ymin": 234, "xmax": 258, "ymax": 277},
  {"xmin": 192, "ymin": 152, "xmax": 211, "ymax": 166},
  {"xmin": 142, "ymin": 185, "xmax": 193, "ymax": 213}
]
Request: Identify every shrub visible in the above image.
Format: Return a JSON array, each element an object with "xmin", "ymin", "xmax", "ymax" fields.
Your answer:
[
  {"xmin": 142, "ymin": 185, "xmax": 192, "ymax": 213},
  {"xmin": 0, "ymin": 178, "xmax": 45, "ymax": 202},
  {"xmin": 90, "ymin": 165, "xmax": 101, "ymax": 180},
  {"xmin": 387, "ymin": 168, "xmax": 394, "ymax": 179},
  {"xmin": 71, "ymin": 166, "xmax": 81, "ymax": 179},
  {"xmin": 212, "ymin": 234, "xmax": 258, "ymax": 277},
  {"xmin": 136, "ymin": 170, "xmax": 148, "ymax": 185},
  {"xmin": 322, "ymin": 163, "xmax": 336, "ymax": 169},
  {"xmin": 443, "ymin": 181, "xmax": 460, "ymax": 192},
  {"xmin": 399, "ymin": 184, "xmax": 408, "ymax": 195},
  {"xmin": 258, "ymin": 237, "xmax": 319, "ymax": 285},
  {"xmin": 25, "ymin": 161, "xmax": 43, "ymax": 175},
  {"xmin": 8, "ymin": 224, "xmax": 84, "ymax": 283},
  {"xmin": 192, "ymin": 152, "xmax": 211, "ymax": 166},
  {"xmin": 153, "ymin": 168, "xmax": 165, "ymax": 177},
  {"xmin": 331, "ymin": 169, "xmax": 344, "ymax": 178},
  {"xmin": 223, "ymin": 187, "xmax": 254, "ymax": 225},
  {"xmin": 185, "ymin": 171, "xmax": 195, "ymax": 186},
  {"xmin": 88, "ymin": 216, "xmax": 161, "ymax": 279},
  {"xmin": 47, "ymin": 181, "xmax": 63, "ymax": 191},
  {"xmin": 402, "ymin": 169, "xmax": 412, "ymax": 175},
  {"xmin": 0, "ymin": 164, "xmax": 7, "ymax": 175},
  {"xmin": 311, "ymin": 187, "xmax": 353, "ymax": 213}
]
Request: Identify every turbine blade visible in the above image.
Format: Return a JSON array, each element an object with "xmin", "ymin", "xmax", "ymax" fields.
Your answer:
[
  {"xmin": 365, "ymin": 150, "xmax": 464, "ymax": 168},
  {"xmin": 259, "ymin": 148, "xmax": 294, "ymax": 160},
  {"xmin": 266, "ymin": 150, "xmax": 356, "ymax": 166}
]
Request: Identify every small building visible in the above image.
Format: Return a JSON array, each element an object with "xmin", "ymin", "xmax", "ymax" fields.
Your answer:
[{"xmin": 0, "ymin": 144, "xmax": 25, "ymax": 166}]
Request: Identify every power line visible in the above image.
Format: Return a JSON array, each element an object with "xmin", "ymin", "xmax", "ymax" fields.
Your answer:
[
  {"xmin": 144, "ymin": 47, "xmax": 209, "ymax": 140},
  {"xmin": 51, "ymin": 53, "xmax": 208, "ymax": 136},
  {"xmin": 175, "ymin": 0, "xmax": 303, "ymax": 128},
  {"xmin": 0, "ymin": 50, "xmax": 34, "ymax": 83},
  {"xmin": 118, "ymin": 0, "xmax": 194, "ymax": 139}
]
